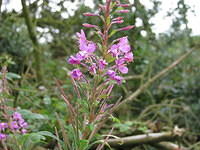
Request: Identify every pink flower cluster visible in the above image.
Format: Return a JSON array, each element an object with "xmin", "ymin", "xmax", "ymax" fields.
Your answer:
[
  {"xmin": 0, "ymin": 112, "xmax": 28, "ymax": 141},
  {"xmin": 68, "ymin": 30, "xmax": 133, "ymax": 84},
  {"xmin": 67, "ymin": 0, "xmax": 134, "ymax": 84}
]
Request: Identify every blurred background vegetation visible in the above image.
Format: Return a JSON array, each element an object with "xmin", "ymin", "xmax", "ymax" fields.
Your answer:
[{"xmin": 0, "ymin": 0, "xmax": 200, "ymax": 149}]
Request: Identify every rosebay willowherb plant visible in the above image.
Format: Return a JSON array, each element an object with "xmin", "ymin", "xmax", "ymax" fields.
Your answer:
[
  {"xmin": 60, "ymin": 0, "xmax": 134, "ymax": 149},
  {"xmin": 0, "ymin": 66, "xmax": 29, "ymax": 150}
]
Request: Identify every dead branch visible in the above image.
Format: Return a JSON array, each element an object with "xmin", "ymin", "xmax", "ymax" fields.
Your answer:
[
  {"xmin": 100, "ymin": 126, "xmax": 186, "ymax": 149},
  {"xmin": 153, "ymin": 142, "xmax": 189, "ymax": 150},
  {"xmin": 106, "ymin": 132, "xmax": 175, "ymax": 147}
]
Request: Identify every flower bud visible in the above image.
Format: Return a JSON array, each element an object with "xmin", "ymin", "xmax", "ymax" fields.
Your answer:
[
  {"xmin": 112, "ymin": 20, "xmax": 124, "ymax": 24},
  {"xmin": 83, "ymin": 13, "xmax": 99, "ymax": 17},
  {"xmin": 83, "ymin": 23, "xmax": 98, "ymax": 28},
  {"xmin": 117, "ymin": 4, "xmax": 131, "ymax": 7},
  {"xmin": 117, "ymin": 25, "xmax": 135, "ymax": 31},
  {"xmin": 116, "ymin": 10, "xmax": 130, "ymax": 13},
  {"xmin": 112, "ymin": 17, "xmax": 124, "ymax": 21}
]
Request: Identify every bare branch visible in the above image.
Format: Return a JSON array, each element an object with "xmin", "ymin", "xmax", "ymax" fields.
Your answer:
[
  {"xmin": 153, "ymin": 142, "xmax": 189, "ymax": 150},
  {"xmin": 100, "ymin": 126, "xmax": 186, "ymax": 149}
]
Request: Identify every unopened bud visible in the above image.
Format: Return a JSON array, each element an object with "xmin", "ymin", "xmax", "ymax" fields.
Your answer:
[
  {"xmin": 117, "ymin": 25, "xmax": 135, "ymax": 31},
  {"xmin": 112, "ymin": 20, "xmax": 124, "ymax": 24},
  {"xmin": 117, "ymin": 4, "xmax": 131, "ymax": 7},
  {"xmin": 83, "ymin": 23, "xmax": 98, "ymax": 28},
  {"xmin": 112, "ymin": 17, "xmax": 124, "ymax": 21},
  {"xmin": 83, "ymin": 13, "xmax": 99, "ymax": 17},
  {"xmin": 116, "ymin": 10, "xmax": 130, "ymax": 13}
]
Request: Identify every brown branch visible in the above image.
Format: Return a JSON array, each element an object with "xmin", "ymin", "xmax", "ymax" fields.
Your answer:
[
  {"xmin": 101, "ymin": 127, "xmax": 185, "ymax": 148},
  {"xmin": 21, "ymin": 0, "xmax": 43, "ymax": 81},
  {"xmin": 112, "ymin": 48, "xmax": 196, "ymax": 112},
  {"xmin": 106, "ymin": 132, "xmax": 174, "ymax": 147},
  {"xmin": 153, "ymin": 142, "xmax": 189, "ymax": 150}
]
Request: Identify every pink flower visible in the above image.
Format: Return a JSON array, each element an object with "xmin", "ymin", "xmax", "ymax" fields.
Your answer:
[
  {"xmin": 86, "ymin": 42, "xmax": 96, "ymax": 53},
  {"xmin": 0, "ymin": 123, "xmax": 8, "ymax": 131},
  {"xmin": 98, "ymin": 59, "xmax": 108, "ymax": 70},
  {"xmin": 68, "ymin": 56, "xmax": 81, "ymax": 64},
  {"xmin": 109, "ymin": 44, "xmax": 120, "ymax": 57},
  {"xmin": 76, "ymin": 51, "xmax": 88, "ymax": 60},
  {"xmin": 68, "ymin": 51, "xmax": 89, "ymax": 65},
  {"xmin": 124, "ymin": 52, "xmax": 134, "ymax": 62},
  {"xmin": 12, "ymin": 112, "xmax": 22, "ymax": 120},
  {"xmin": 18, "ymin": 120, "xmax": 28, "ymax": 128},
  {"xmin": 70, "ymin": 69, "xmax": 83, "ymax": 80},
  {"xmin": 10, "ymin": 121, "xmax": 19, "ymax": 130},
  {"xmin": 21, "ymin": 129, "xmax": 27, "ymax": 134},
  {"xmin": 118, "ymin": 65, "xmax": 128, "ymax": 74},
  {"xmin": 107, "ymin": 70, "xmax": 116, "ymax": 78},
  {"xmin": 113, "ymin": 75, "xmax": 123, "ymax": 84},
  {"xmin": 77, "ymin": 30, "xmax": 96, "ymax": 53},
  {"xmin": 109, "ymin": 37, "xmax": 131, "ymax": 57},
  {"xmin": 118, "ymin": 37, "xmax": 131, "ymax": 53},
  {"xmin": 0, "ymin": 133, "xmax": 7, "ymax": 140},
  {"xmin": 115, "ymin": 59, "xmax": 128, "ymax": 74},
  {"xmin": 77, "ymin": 30, "xmax": 87, "ymax": 50},
  {"xmin": 106, "ymin": 70, "xmax": 123, "ymax": 84}
]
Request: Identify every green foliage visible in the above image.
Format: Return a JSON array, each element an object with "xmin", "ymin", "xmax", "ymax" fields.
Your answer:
[
  {"xmin": 0, "ymin": 0, "xmax": 200, "ymax": 149},
  {"xmin": 7, "ymin": 131, "xmax": 60, "ymax": 150}
]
